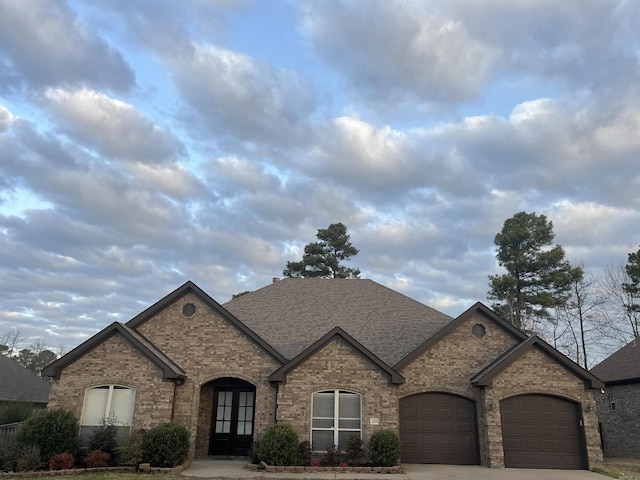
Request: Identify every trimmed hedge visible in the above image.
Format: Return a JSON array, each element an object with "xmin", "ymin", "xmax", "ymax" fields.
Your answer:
[
  {"xmin": 142, "ymin": 422, "xmax": 189, "ymax": 468},
  {"xmin": 367, "ymin": 430, "xmax": 400, "ymax": 467},
  {"xmin": 258, "ymin": 423, "xmax": 299, "ymax": 466},
  {"xmin": 16, "ymin": 408, "xmax": 79, "ymax": 465}
]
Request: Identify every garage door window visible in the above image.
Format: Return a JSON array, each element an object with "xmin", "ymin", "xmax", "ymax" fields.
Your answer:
[{"xmin": 312, "ymin": 390, "xmax": 361, "ymax": 452}]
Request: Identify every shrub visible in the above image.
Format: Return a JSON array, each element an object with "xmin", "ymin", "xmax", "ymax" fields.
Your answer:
[
  {"xmin": 345, "ymin": 435, "xmax": 366, "ymax": 465},
  {"xmin": 367, "ymin": 430, "xmax": 400, "ymax": 467},
  {"xmin": 84, "ymin": 450, "xmax": 111, "ymax": 468},
  {"xmin": 89, "ymin": 422, "xmax": 117, "ymax": 458},
  {"xmin": 48, "ymin": 452, "xmax": 74, "ymax": 470},
  {"xmin": 0, "ymin": 435, "xmax": 19, "ymax": 472},
  {"xmin": 322, "ymin": 443, "xmax": 339, "ymax": 466},
  {"xmin": 257, "ymin": 423, "xmax": 299, "ymax": 466},
  {"xmin": 297, "ymin": 440, "xmax": 311, "ymax": 466},
  {"xmin": 117, "ymin": 430, "xmax": 145, "ymax": 466},
  {"xmin": 16, "ymin": 408, "xmax": 79, "ymax": 465},
  {"xmin": 16, "ymin": 445, "xmax": 41, "ymax": 472},
  {"xmin": 0, "ymin": 401, "xmax": 36, "ymax": 425},
  {"xmin": 142, "ymin": 423, "xmax": 189, "ymax": 468}
]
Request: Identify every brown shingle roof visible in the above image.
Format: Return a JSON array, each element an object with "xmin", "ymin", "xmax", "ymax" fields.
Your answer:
[
  {"xmin": 223, "ymin": 278, "xmax": 453, "ymax": 365},
  {"xmin": 590, "ymin": 338, "xmax": 640, "ymax": 384}
]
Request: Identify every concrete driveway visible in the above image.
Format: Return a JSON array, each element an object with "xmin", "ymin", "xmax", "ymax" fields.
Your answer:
[{"xmin": 182, "ymin": 459, "xmax": 608, "ymax": 480}]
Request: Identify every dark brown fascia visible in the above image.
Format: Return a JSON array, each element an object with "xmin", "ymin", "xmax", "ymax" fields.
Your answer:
[
  {"xmin": 470, "ymin": 335, "xmax": 605, "ymax": 390},
  {"xmin": 600, "ymin": 377, "xmax": 640, "ymax": 387},
  {"xmin": 126, "ymin": 280, "xmax": 287, "ymax": 365},
  {"xmin": 41, "ymin": 322, "xmax": 186, "ymax": 381},
  {"xmin": 394, "ymin": 302, "xmax": 528, "ymax": 371},
  {"xmin": 269, "ymin": 326, "xmax": 405, "ymax": 385}
]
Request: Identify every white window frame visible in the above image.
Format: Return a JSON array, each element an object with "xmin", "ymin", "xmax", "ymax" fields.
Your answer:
[
  {"xmin": 81, "ymin": 385, "xmax": 136, "ymax": 428},
  {"xmin": 311, "ymin": 390, "xmax": 362, "ymax": 452}
]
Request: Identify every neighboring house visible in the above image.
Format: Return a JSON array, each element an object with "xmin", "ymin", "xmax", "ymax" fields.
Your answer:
[
  {"xmin": 0, "ymin": 354, "xmax": 51, "ymax": 410},
  {"xmin": 43, "ymin": 278, "xmax": 604, "ymax": 469},
  {"xmin": 591, "ymin": 338, "xmax": 640, "ymax": 458}
]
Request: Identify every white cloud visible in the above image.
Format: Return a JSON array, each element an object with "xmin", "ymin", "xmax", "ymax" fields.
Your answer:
[
  {"xmin": 42, "ymin": 88, "xmax": 184, "ymax": 165},
  {"xmin": 0, "ymin": 105, "xmax": 14, "ymax": 131}
]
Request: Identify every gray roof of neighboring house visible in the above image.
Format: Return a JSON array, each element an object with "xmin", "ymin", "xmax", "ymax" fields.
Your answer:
[
  {"xmin": 0, "ymin": 354, "xmax": 51, "ymax": 404},
  {"xmin": 591, "ymin": 338, "xmax": 640, "ymax": 385},
  {"xmin": 223, "ymin": 278, "xmax": 454, "ymax": 366}
]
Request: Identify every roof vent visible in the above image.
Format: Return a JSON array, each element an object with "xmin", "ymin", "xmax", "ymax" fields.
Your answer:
[{"xmin": 273, "ymin": 277, "xmax": 280, "ymax": 283}]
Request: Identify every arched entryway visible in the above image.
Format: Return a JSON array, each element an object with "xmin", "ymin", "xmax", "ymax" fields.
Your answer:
[
  {"xmin": 399, "ymin": 392, "xmax": 479, "ymax": 465},
  {"xmin": 500, "ymin": 394, "xmax": 587, "ymax": 469},
  {"xmin": 208, "ymin": 377, "xmax": 256, "ymax": 456}
]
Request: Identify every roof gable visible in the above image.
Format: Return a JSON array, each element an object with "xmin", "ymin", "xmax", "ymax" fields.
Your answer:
[
  {"xmin": 394, "ymin": 302, "xmax": 527, "ymax": 370},
  {"xmin": 591, "ymin": 338, "xmax": 640, "ymax": 384},
  {"xmin": 270, "ymin": 327, "xmax": 404, "ymax": 385},
  {"xmin": 42, "ymin": 322, "xmax": 186, "ymax": 381},
  {"xmin": 127, "ymin": 281, "xmax": 286, "ymax": 364},
  {"xmin": 0, "ymin": 354, "xmax": 51, "ymax": 404},
  {"xmin": 224, "ymin": 278, "xmax": 453, "ymax": 364},
  {"xmin": 471, "ymin": 335, "xmax": 604, "ymax": 389}
]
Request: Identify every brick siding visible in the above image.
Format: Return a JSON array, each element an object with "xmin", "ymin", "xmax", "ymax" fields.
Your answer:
[{"xmin": 595, "ymin": 382, "xmax": 640, "ymax": 458}]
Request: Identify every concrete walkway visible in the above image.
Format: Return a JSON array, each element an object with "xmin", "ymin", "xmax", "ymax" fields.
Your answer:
[{"xmin": 182, "ymin": 458, "xmax": 608, "ymax": 480}]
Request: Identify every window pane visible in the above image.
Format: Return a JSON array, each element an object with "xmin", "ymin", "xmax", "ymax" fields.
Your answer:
[
  {"xmin": 338, "ymin": 419, "xmax": 361, "ymax": 429},
  {"xmin": 313, "ymin": 392, "xmax": 335, "ymax": 417},
  {"xmin": 339, "ymin": 392, "xmax": 360, "ymax": 419},
  {"xmin": 239, "ymin": 392, "xmax": 246, "ymax": 406},
  {"xmin": 312, "ymin": 430, "xmax": 334, "ymax": 451},
  {"xmin": 312, "ymin": 418, "xmax": 334, "ymax": 428},
  {"xmin": 110, "ymin": 387, "xmax": 135, "ymax": 424},
  {"xmin": 82, "ymin": 387, "xmax": 109, "ymax": 425}
]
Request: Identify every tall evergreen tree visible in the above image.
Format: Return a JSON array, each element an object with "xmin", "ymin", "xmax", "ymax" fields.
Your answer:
[
  {"xmin": 488, "ymin": 211, "xmax": 583, "ymax": 331},
  {"xmin": 623, "ymin": 246, "xmax": 640, "ymax": 315},
  {"xmin": 283, "ymin": 223, "xmax": 361, "ymax": 279}
]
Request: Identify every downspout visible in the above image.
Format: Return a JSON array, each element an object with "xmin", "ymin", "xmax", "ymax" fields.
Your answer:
[
  {"xmin": 171, "ymin": 378, "xmax": 185, "ymax": 422},
  {"xmin": 274, "ymin": 382, "xmax": 279, "ymax": 424}
]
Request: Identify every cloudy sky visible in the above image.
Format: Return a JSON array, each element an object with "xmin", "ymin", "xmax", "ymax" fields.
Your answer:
[{"xmin": 1, "ymin": 0, "xmax": 639, "ymax": 354}]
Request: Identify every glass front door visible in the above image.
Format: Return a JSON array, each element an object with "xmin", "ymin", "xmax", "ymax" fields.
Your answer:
[{"xmin": 209, "ymin": 379, "xmax": 255, "ymax": 456}]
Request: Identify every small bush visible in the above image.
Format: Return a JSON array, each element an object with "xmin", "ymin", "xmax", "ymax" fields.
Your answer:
[
  {"xmin": 367, "ymin": 430, "xmax": 400, "ymax": 467},
  {"xmin": 142, "ymin": 423, "xmax": 189, "ymax": 468},
  {"xmin": 16, "ymin": 408, "xmax": 79, "ymax": 465},
  {"xmin": 48, "ymin": 452, "xmax": 74, "ymax": 470},
  {"xmin": 257, "ymin": 423, "xmax": 299, "ymax": 466},
  {"xmin": 345, "ymin": 435, "xmax": 366, "ymax": 465},
  {"xmin": 84, "ymin": 450, "xmax": 111, "ymax": 468},
  {"xmin": 0, "ymin": 401, "xmax": 36, "ymax": 424},
  {"xmin": 117, "ymin": 430, "xmax": 145, "ymax": 466},
  {"xmin": 322, "ymin": 443, "xmax": 339, "ymax": 466},
  {"xmin": 16, "ymin": 445, "xmax": 41, "ymax": 472},
  {"xmin": 0, "ymin": 435, "xmax": 19, "ymax": 472},
  {"xmin": 297, "ymin": 440, "xmax": 311, "ymax": 466},
  {"xmin": 89, "ymin": 422, "xmax": 118, "ymax": 458}
]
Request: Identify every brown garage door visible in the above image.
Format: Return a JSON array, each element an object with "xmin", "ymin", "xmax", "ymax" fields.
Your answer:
[
  {"xmin": 501, "ymin": 395, "xmax": 586, "ymax": 469},
  {"xmin": 400, "ymin": 393, "xmax": 479, "ymax": 465}
]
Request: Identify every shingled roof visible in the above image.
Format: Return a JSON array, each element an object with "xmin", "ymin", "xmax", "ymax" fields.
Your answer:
[
  {"xmin": 591, "ymin": 337, "xmax": 640, "ymax": 385},
  {"xmin": 0, "ymin": 354, "xmax": 51, "ymax": 405},
  {"xmin": 223, "ymin": 278, "xmax": 453, "ymax": 366}
]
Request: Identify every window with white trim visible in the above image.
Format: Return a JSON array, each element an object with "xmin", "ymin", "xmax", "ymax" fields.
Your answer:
[
  {"xmin": 80, "ymin": 385, "xmax": 136, "ymax": 445},
  {"xmin": 311, "ymin": 390, "xmax": 361, "ymax": 452}
]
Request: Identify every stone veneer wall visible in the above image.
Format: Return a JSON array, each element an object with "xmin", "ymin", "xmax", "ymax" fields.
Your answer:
[
  {"xmin": 133, "ymin": 292, "xmax": 281, "ymax": 459},
  {"xmin": 276, "ymin": 337, "xmax": 397, "ymax": 446},
  {"xmin": 595, "ymin": 382, "xmax": 640, "ymax": 458},
  {"xmin": 486, "ymin": 347, "xmax": 603, "ymax": 468},
  {"xmin": 47, "ymin": 334, "xmax": 175, "ymax": 430}
]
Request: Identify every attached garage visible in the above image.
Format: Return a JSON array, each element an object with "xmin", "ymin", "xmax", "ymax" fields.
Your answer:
[
  {"xmin": 501, "ymin": 394, "xmax": 587, "ymax": 469},
  {"xmin": 400, "ymin": 392, "xmax": 479, "ymax": 465}
]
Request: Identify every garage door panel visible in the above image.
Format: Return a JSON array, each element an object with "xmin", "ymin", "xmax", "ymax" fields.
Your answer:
[
  {"xmin": 400, "ymin": 393, "xmax": 479, "ymax": 465},
  {"xmin": 501, "ymin": 395, "xmax": 586, "ymax": 470}
]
